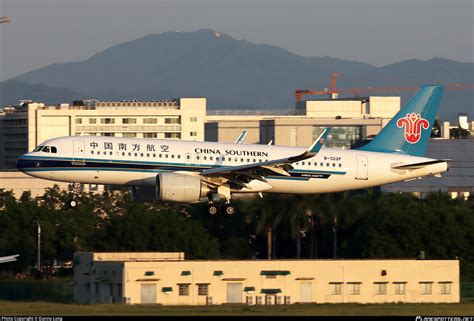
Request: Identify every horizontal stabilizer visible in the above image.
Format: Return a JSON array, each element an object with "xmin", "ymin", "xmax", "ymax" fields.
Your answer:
[{"xmin": 391, "ymin": 159, "xmax": 450, "ymax": 170}]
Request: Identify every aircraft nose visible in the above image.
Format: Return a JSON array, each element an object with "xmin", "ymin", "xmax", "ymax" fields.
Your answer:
[{"xmin": 16, "ymin": 153, "xmax": 39, "ymax": 173}]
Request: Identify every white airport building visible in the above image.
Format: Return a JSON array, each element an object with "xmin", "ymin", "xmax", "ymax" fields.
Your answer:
[{"xmin": 73, "ymin": 252, "xmax": 459, "ymax": 305}]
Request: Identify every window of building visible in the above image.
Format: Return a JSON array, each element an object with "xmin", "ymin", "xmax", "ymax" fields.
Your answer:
[
  {"xmin": 439, "ymin": 282, "xmax": 452, "ymax": 295},
  {"xmin": 101, "ymin": 118, "xmax": 115, "ymax": 124},
  {"xmin": 89, "ymin": 118, "xmax": 97, "ymax": 124},
  {"xmin": 165, "ymin": 133, "xmax": 181, "ymax": 139},
  {"xmin": 348, "ymin": 283, "xmax": 361, "ymax": 295},
  {"xmin": 290, "ymin": 127, "xmax": 297, "ymax": 146},
  {"xmin": 75, "ymin": 118, "xmax": 82, "ymax": 124},
  {"xmin": 164, "ymin": 118, "xmax": 180, "ymax": 124},
  {"xmin": 197, "ymin": 284, "xmax": 209, "ymax": 296},
  {"xmin": 122, "ymin": 118, "xmax": 137, "ymax": 124},
  {"xmin": 178, "ymin": 284, "xmax": 190, "ymax": 296},
  {"xmin": 190, "ymin": 117, "xmax": 198, "ymax": 122},
  {"xmin": 190, "ymin": 132, "xmax": 197, "ymax": 137},
  {"xmin": 394, "ymin": 282, "xmax": 406, "ymax": 295},
  {"xmin": 420, "ymin": 282, "xmax": 432, "ymax": 295},
  {"xmin": 143, "ymin": 118, "xmax": 157, "ymax": 124},
  {"xmin": 330, "ymin": 283, "xmax": 342, "ymax": 295},
  {"xmin": 123, "ymin": 133, "xmax": 137, "ymax": 138},
  {"xmin": 144, "ymin": 133, "xmax": 158, "ymax": 138},
  {"xmin": 374, "ymin": 282, "xmax": 387, "ymax": 295}
]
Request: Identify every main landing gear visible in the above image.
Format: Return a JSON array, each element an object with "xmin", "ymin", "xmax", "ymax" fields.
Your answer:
[
  {"xmin": 68, "ymin": 182, "xmax": 81, "ymax": 208},
  {"xmin": 206, "ymin": 188, "xmax": 236, "ymax": 217},
  {"xmin": 206, "ymin": 202, "xmax": 236, "ymax": 217}
]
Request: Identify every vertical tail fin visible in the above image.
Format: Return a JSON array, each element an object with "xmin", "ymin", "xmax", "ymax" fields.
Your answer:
[{"xmin": 358, "ymin": 85, "xmax": 444, "ymax": 156}]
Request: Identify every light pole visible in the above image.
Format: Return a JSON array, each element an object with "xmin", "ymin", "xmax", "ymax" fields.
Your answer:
[{"xmin": 35, "ymin": 221, "xmax": 41, "ymax": 271}]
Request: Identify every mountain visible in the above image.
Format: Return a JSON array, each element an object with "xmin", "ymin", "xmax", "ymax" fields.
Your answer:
[
  {"xmin": 0, "ymin": 80, "xmax": 85, "ymax": 106},
  {"xmin": 4, "ymin": 29, "xmax": 474, "ymax": 120}
]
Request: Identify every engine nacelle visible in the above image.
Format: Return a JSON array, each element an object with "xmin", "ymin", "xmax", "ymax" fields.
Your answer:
[
  {"xmin": 132, "ymin": 173, "xmax": 210, "ymax": 203},
  {"xmin": 158, "ymin": 172, "xmax": 210, "ymax": 203}
]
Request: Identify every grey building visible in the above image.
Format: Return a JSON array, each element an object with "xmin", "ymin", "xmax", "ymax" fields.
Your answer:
[{"xmin": 382, "ymin": 138, "xmax": 474, "ymax": 199}]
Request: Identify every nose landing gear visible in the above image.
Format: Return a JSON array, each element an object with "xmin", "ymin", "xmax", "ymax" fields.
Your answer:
[{"xmin": 68, "ymin": 182, "xmax": 81, "ymax": 208}]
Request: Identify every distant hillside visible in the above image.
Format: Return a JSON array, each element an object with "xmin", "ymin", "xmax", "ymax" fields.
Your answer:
[
  {"xmin": 0, "ymin": 80, "xmax": 85, "ymax": 106},
  {"xmin": 4, "ymin": 29, "xmax": 473, "ymax": 120}
]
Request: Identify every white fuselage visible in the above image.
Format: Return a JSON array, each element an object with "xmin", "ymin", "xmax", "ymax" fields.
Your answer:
[{"xmin": 17, "ymin": 136, "xmax": 448, "ymax": 195}]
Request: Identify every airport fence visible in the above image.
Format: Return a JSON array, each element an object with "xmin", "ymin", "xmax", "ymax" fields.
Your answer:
[{"xmin": 0, "ymin": 278, "xmax": 73, "ymax": 303}]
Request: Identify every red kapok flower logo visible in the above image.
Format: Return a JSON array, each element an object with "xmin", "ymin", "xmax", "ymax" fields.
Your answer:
[{"xmin": 396, "ymin": 113, "xmax": 430, "ymax": 144}]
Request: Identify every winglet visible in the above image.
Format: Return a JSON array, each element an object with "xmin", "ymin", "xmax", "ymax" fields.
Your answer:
[
  {"xmin": 234, "ymin": 130, "xmax": 247, "ymax": 144},
  {"xmin": 308, "ymin": 128, "xmax": 330, "ymax": 154}
]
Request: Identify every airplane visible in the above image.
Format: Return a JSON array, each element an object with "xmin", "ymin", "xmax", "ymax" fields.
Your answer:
[
  {"xmin": 0, "ymin": 254, "xmax": 19, "ymax": 264},
  {"xmin": 16, "ymin": 85, "xmax": 448, "ymax": 216}
]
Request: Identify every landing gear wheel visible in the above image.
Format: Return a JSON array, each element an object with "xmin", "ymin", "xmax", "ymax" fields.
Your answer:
[
  {"xmin": 223, "ymin": 204, "xmax": 236, "ymax": 216},
  {"xmin": 207, "ymin": 203, "xmax": 219, "ymax": 216}
]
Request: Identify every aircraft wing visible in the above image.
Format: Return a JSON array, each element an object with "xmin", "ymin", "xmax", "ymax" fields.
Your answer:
[
  {"xmin": 200, "ymin": 128, "xmax": 330, "ymax": 188},
  {"xmin": 0, "ymin": 254, "xmax": 19, "ymax": 264}
]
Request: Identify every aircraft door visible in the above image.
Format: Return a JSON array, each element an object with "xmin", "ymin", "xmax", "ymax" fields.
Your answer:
[
  {"xmin": 73, "ymin": 140, "xmax": 86, "ymax": 165},
  {"xmin": 355, "ymin": 155, "xmax": 368, "ymax": 180}
]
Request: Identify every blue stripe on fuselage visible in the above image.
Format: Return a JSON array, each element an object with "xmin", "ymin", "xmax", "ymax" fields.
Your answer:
[{"xmin": 16, "ymin": 155, "xmax": 347, "ymax": 177}]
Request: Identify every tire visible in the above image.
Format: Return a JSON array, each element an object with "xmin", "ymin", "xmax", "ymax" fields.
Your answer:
[
  {"xmin": 207, "ymin": 204, "xmax": 219, "ymax": 216},
  {"xmin": 224, "ymin": 204, "xmax": 236, "ymax": 216}
]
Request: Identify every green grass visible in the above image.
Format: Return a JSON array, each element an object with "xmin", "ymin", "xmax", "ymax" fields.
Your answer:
[{"xmin": 1, "ymin": 300, "xmax": 474, "ymax": 316}]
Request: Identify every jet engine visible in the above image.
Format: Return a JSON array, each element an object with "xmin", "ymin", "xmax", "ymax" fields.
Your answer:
[{"xmin": 131, "ymin": 173, "xmax": 210, "ymax": 203}]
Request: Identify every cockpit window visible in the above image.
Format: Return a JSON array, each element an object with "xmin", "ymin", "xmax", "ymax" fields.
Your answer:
[{"xmin": 34, "ymin": 145, "xmax": 57, "ymax": 153}]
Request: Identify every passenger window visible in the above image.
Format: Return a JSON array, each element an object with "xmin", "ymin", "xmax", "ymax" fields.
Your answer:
[
  {"xmin": 91, "ymin": 151, "xmax": 95, "ymax": 154},
  {"xmin": 110, "ymin": 151, "xmax": 113, "ymax": 155},
  {"xmin": 204, "ymin": 156, "xmax": 207, "ymax": 160},
  {"xmin": 153, "ymin": 154, "xmax": 156, "ymax": 158},
  {"xmin": 134, "ymin": 153, "xmax": 137, "ymax": 157},
  {"xmin": 122, "ymin": 152, "xmax": 125, "ymax": 156},
  {"xmin": 302, "ymin": 162, "xmax": 305, "ymax": 166},
  {"xmin": 128, "ymin": 152, "xmax": 131, "ymax": 156},
  {"xmin": 146, "ymin": 153, "xmax": 150, "ymax": 157},
  {"xmin": 339, "ymin": 164, "xmax": 342, "ymax": 167},
  {"xmin": 97, "ymin": 151, "xmax": 101, "ymax": 155},
  {"xmin": 210, "ymin": 156, "xmax": 213, "ymax": 161},
  {"xmin": 171, "ymin": 155, "xmax": 175, "ymax": 159},
  {"xmin": 165, "ymin": 154, "xmax": 168, "ymax": 158},
  {"xmin": 177, "ymin": 155, "xmax": 181, "ymax": 159}
]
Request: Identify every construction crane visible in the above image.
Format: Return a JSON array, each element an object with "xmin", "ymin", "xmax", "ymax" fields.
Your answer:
[
  {"xmin": 0, "ymin": 17, "xmax": 11, "ymax": 24},
  {"xmin": 295, "ymin": 73, "xmax": 474, "ymax": 101}
]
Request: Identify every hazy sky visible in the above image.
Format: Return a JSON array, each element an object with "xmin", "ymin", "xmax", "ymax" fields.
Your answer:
[{"xmin": 0, "ymin": 0, "xmax": 473, "ymax": 81}]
